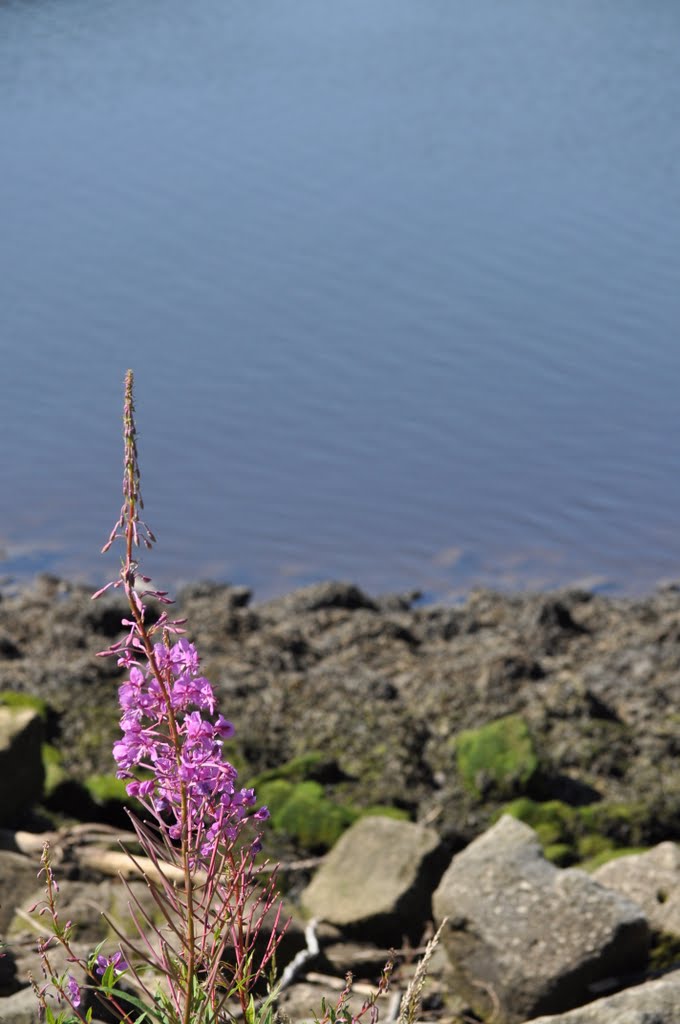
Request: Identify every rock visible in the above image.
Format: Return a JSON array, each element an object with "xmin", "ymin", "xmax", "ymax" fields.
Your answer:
[
  {"xmin": 0, "ymin": 849, "xmax": 42, "ymax": 932},
  {"xmin": 432, "ymin": 815, "xmax": 650, "ymax": 1023},
  {"xmin": 301, "ymin": 816, "xmax": 445, "ymax": 944},
  {"xmin": 0, "ymin": 709, "xmax": 43, "ymax": 826},
  {"xmin": 276, "ymin": 979, "xmax": 374, "ymax": 1023},
  {"xmin": 9, "ymin": 879, "xmax": 117, "ymax": 945},
  {"xmin": 593, "ymin": 843, "xmax": 680, "ymax": 936},
  {"xmin": 521, "ymin": 967, "xmax": 680, "ymax": 1023},
  {"xmin": 261, "ymin": 581, "xmax": 378, "ymax": 618},
  {"xmin": 0, "ymin": 942, "xmax": 19, "ymax": 995},
  {"xmin": 0, "ymin": 984, "xmax": 39, "ymax": 1024},
  {"xmin": 6, "ymin": 939, "xmax": 95, "ymax": 1024}
]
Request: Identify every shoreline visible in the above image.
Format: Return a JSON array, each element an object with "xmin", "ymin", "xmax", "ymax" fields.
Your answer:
[{"xmin": 1, "ymin": 573, "xmax": 679, "ymax": 858}]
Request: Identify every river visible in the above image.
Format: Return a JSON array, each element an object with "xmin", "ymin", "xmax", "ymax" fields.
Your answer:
[{"xmin": 1, "ymin": 0, "xmax": 679, "ymax": 600}]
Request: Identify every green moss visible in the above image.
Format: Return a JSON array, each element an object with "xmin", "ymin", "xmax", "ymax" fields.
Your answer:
[
  {"xmin": 42, "ymin": 744, "xmax": 68, "ymax": 796},
  {"xmin": 253, "ymin": 749, "xmax": 412, "ymax": 852},
  {"xmin": 257, "ymin": 779, "xmax": 296, "ymax": 816},
  {"xmin": 85, "ymin": 774, "xmax": 131, "ymax": 805},
  {"xmin": 0, "ymin": 690, "xmax": 49, "ymax": 721},
  {"xmin": 457, "ymin": 716, "xmax": 538, "ymax": 799},
  {"xmin": 576, "ymin": 833, "xmax": 615, "ymax": 861},
  {"xmin": 579, "ymin": 846, "xmax": 648, "ymax": 872},
  {"xmin": 543, "ymin": 843, "xmax": 574, "ymax": 867},
  {"xmin": 277, "ymin": 783, "xmax": 356, "ymax": 850},
  {"xmin": 358, "ymin": 805, "xmax": 410, "ymax": 823},
  {"xmin": 258, "ymin": 779, "xmax": 356, "ymax": 851},
  {"xmin": 577, "ymin": 801, "xmax": 652, "ymax": 847},
  {"xmin": 501, "ymin": 795, "xmax": 656, "ymax": 868},
  {"xmin": 501, "ymin": 798, "xmax": 577, "ymax": 856},
  {"xmin": 250, "ymin": 752, "xmax": 326, "ymax": 787},
  {"xmin": 649, "ymin": 930, "xmax": 680, "ymax": 972}
]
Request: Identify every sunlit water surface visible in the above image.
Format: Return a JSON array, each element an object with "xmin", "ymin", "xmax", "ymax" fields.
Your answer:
[{"xmin": 2, "ymin": 0, "xmax": 680, "ymax": 601}]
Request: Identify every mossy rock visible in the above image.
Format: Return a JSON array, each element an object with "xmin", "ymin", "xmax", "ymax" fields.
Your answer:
[
  {"xmin": 258, "ymin": 779, "xmax": 356, "ymax": 851},
  {"xmin": 249, "ymin": 752, "xmax": 326, "ymax": 786},
  {"xmin": 501, "ymin": 796, "xmax": 658, "ymax": 866},
  {"xmin": 579, "ymin": 846, "xmax": 648, "ymax": 872},
  {"xmin": 576, "ymin": 832, "xmax": 616, "ymax": 862},
  {"xmin": 649, "ymin": 930, "xmax": 680, "ymax": 972},
  {"xmin": 501, "ymin": 798, "xmax": 578, "ymax": 861},
  {"xmin": 358, "ymin": 805, "xmax": 410, "ymax": 823},
  {"xmin": 577, "ymin": 800, "xmax": 654, "ymax": 848},
  {"xmin": 42, "ymin": 743, "xmax": 68, "ymax": 797},
  {"xmin": 0, "ymin": 691, "xmax": 50, "ymax": 721},
  {"xmin": 456, "ymin": 715, "xmax": 539, "ymax": 799},
  {"xmin": 543, "ymin": 843, "xmax": 573, "ymax": 867},
  {"xmin": 46, "ymin": 771, "xmax": 145, "ymax": 828},
  {"xmin": 85, "ymin": 773, "xmax": 131, "ymax": 805}
]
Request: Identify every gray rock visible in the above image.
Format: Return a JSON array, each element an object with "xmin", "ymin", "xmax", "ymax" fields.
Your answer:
[
  {"xmin": 0, "ymin": 709, "xmax": 43, "ymax": 826},
  {"xmin": 9, "ymin": 879, "xmax": 118, "ymax": 945},
  {"xmin": 593, "ymin": 843, "xmax": 680, "ymax": 936},
  {"xmin": 0, "ymin": 984, "xmax": 39, "ymax": 1024},
  {"xmin": 432, "ymin": 815, "xmax": 650, "ymax": 1023},
  {"xmin": 4, "ymin": 939, "xmax": 94, "ymax": 1024},
  {"xmin": 0, "ymin": 850, "xmax": 42, "ymax": 932},
  {"xmin": 522, "ymin": 968, "xmax": 680, "ymax": 1023},
  {"xmin": 301, "ymin": 816, "xmax": 444, "ymax": 944}
]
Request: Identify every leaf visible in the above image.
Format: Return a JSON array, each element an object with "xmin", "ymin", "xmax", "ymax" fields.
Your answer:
[{"xmin": 97, "ymin": 985, "xmax": 163, "ymax": 1024}]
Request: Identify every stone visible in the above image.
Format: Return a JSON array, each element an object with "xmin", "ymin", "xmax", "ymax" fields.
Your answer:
[
  {"xmin": 521, "ymin": 968, "xmax": 680, "ymax": 1023},
  {"xmin": 9, "ymin": 879, "xmax": 116, "ymax": 945},
  {"xmin": 0, "ymin": 709, "xmax": 43, "ymax": 826},
  {"xmin": 593, "ymin": 843, "xmax": 680, "ymax": 936},
  {"xmin": 432, "ymin": 815, "xmax": 650, "ymax": 1023},
  {"xmin": 0, "ymin": 984, "xmax": 39, "ymax": 1024},
  {"xmin": 0, "ymin": 850, "xmax": 42, "ymax": 932},
  {"xmin": 301, "ymin": 816, "xmax": 445, "ymax": 944}
]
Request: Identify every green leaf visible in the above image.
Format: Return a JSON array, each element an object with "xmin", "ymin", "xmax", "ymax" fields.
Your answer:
[{"xmin": 98, "ymin": 985, "xmax": 163, "ymax": 1024}]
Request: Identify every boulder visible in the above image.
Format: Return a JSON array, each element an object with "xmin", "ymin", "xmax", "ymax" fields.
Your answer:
[
  {"xmin": 432, "ymin": 815, "xmax": 650, "ymax": 1023},
  {"xmin": 522, "ymin": 967, "xmax": 680, "ymax": 1023},
  {"xmin": 593, "ymin": 843, "xmax": 680, "ymax": 936},
  {"xmin": 0, "ymin": 985, "xmax": 39, "ymax": 1024},
  {"xmin": 301, "ymin": 816, "xmax": 445, "ymax": 944},
  {"xmin": 0, "ymin": 709, "xmax": 43, "ymax": 826}
]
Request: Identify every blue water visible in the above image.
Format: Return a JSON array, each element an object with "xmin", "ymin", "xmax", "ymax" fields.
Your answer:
[{"xmin": 1, "ymin": 0, "xmax": 680, "ymax": 600}]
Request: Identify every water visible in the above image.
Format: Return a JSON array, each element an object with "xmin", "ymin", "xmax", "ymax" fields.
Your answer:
[{"xmin": 1, "ymin": 0, "xmax": 680, "ymax": 601}]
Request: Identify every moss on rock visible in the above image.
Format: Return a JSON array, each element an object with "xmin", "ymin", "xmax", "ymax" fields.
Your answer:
[
  {"xmin": 258, "ymin": 778, "xmax": 355, "ymax": 850},
  {"xmin": 501, "ymin": 795, "xmax": 658, "ymax": 866},
  {"xmin": 255, "ymin": 759, "xmax": 411, "ymax": 852},
  {"xmin": 0, "ymin": 690, "xmax": 49, "ymax": 721},
  {"xmin": 42, "ymin": 743, "xmax": 68, "ymax": 796},
  {"xmin": 456, "ymin": 715, "xmax": 538, "ymax": 799}
]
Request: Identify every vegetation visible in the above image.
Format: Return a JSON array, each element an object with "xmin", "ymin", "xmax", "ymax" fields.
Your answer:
[{"xmin": 456, "ymin": 714, "xmax": 538, "ymax": 799}]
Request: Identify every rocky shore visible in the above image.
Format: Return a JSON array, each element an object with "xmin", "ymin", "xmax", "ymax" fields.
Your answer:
[{"xmin": 1, "ymin": 575, "xmax": 680, "ymax": 1022}]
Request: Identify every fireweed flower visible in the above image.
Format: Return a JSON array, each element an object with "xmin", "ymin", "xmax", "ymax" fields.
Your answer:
[
  {"xmin": 94, "ymin": 952, "xmax": 128, "ymax": 977},
  {"xmin": 65, "ymin": 974, "xmax": 81, "ymax": 1008},
  {"xmin": 110, "ymin": 637, "xmax": 261, "ymax": 859},
  {"xmin": 83, "ymin": 372, "xmax": 285, "ymax": 1024},
  {"xmin": 94, "ymin": 373, "xmax": 267, "ymax": 861}
]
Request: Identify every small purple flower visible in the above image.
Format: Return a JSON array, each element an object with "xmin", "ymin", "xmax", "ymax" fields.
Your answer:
[
  {"xmin": 65, "ymin": 974, "xmax": 81, "ymax": 1007},
  {"xmin": 94, "ymin": 951, "xmax": 128, "ymax": 977}
]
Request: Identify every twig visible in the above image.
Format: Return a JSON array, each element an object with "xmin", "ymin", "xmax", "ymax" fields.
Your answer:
[{"xmin": 278, "ymin": 918, "xmax": 321, "ymax": 991}]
